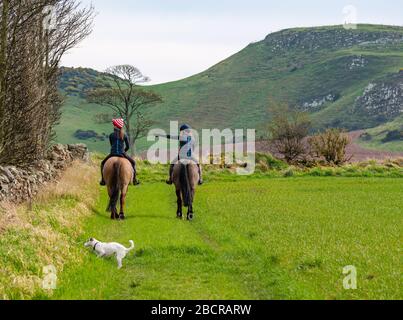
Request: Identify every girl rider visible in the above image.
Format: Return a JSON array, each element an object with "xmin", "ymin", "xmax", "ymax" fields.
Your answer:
[
  {"xmin": 159, "ymin": 124, "xmax": 203, "ymax": 185},
  {"xmin": 100, "ymin": 118, "xmax": 139, "ymax": 186}
]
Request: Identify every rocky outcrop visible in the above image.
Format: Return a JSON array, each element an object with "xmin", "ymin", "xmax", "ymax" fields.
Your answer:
[
  {"xmin": 348, "ymin": 55, "xmax": 367, "ymax": 70},
  {"xmin": 264, "ymin": 27, "xmax": 403, "ymax": 53},
  {"xmin": 0, "ymin": 144, "xmax": 89, "ymax": 203},
  {"xmin": 354, "ymin": 73, "xmax": 403, "ymax": 120},
  {"xmin": 300, "ymin": 93, "xmax": 339, "ymax": 111}
]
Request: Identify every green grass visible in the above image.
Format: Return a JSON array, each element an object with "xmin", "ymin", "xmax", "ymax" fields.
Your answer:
[
  {"xmin": 50, "ymin": 172, "xmax": 402, "ymax": 300},
  {"xmin": 358, "ymin": 116, "xmax": 403, "ymax": 152},
  {"xmin": 1, "ymin": 156, "xmax": 401, "ymax": 300},
  {"xmin": 0, "ymin": 162, "xmax": 99, "ymax": 300}
]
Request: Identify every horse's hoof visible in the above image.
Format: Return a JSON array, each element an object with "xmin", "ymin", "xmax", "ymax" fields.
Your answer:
[
  {"xmin": 119, "ymin": 214, "xmax": 125, "ymax": 220},
  {"xmin": 177, "ymin": 213, "xmax": 183, "ymax": 219},
  {"xmin": 187, "ymin": 214, "xmax": 194, "ymax": 221}
]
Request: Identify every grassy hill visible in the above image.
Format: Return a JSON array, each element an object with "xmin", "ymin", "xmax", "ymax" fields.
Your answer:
[
  {"xmin": 358, "ymin": 115, "xmax": 403, "ymax": 152},
  {"xmin": 56, "ymin": 24, "xmax": 403, "ymax": 152}
]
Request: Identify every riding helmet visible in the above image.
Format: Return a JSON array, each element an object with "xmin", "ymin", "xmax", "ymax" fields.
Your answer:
[{"xmin": 180, "ymin": 124, "xmax": 191, "ymax": 131}]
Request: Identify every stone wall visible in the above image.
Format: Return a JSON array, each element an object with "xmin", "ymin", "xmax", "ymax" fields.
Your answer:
[{"xmin": 0, "ymin": 144, "xmax": 89, "ymax": 203}]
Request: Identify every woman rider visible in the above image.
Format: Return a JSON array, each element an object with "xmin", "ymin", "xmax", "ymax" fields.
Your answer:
[
  {"xmin": 159, "ymin": 124, "xmax": 203, "ymax": 185},
  {"xmin": 100, "ymin": 118, "xmax": 139, "ymax": 186}
]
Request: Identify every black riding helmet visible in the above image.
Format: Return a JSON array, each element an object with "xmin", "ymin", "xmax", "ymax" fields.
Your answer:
[{"xmin": 180, "ymin": 124, "xmax": 191, "ymax": 131}]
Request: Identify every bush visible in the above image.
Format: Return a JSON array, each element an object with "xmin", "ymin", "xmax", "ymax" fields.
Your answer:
[
  {"xmin": 255, "ymin": 152, "xmax": 287, "ymax": 170},
  {"xmin": 74, "ymin": 130, "xmax": 105, "ymax": 141},
  {"xmin": 309, "ymin": 129, "xmax": 351, "ymax": 165},
  {"xmin": 382, "ymin": 130, "xmax": 403, "ymax": 143},
  {"xmin": 268, "ymin": 103, "xmax": 311, "ymax": 163},
  {"xmin": 360, "ymin": 132, "xmax": 372, "ymax": 141}
]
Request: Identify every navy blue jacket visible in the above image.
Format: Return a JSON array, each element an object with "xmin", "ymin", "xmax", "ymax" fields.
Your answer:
[
  {"xmin": 163, "ymin": 134, "xmax": 193, "ymax": 158},
  {"xmin": 109, "ymin": 129, "xmax": 130, "ymax": 155}
]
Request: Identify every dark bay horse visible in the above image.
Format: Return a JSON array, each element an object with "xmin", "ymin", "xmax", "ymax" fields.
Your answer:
[
  {"xmin": 103, "ymin": 157, "xmax": 133, "ymax": 220},
  {"xmin": 172, "ymin": 162, "xmax": 199, "ymax": 220}
]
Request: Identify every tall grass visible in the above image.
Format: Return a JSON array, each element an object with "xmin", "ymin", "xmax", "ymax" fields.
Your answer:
[
  {"xmin": 135, "ymin": 154, "xmax": 403, "ymax": 183},
  {"xmin": 0, "ymin": 161, "xmax": 98, "ymax": 299}
]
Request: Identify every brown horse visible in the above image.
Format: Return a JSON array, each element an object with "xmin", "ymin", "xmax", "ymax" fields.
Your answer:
[
  {"xmin": 103, "ymin": 157, "xmax": 133, "ymax": 220},
  {"xmin": 173, "ymin": 162, "xmax": 199, "ymax": 220}
]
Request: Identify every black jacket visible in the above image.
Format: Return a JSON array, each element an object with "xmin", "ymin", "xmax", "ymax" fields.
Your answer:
[{"xmin": 109, "ymin": 129, "xmax": 130, "ymax": 155}]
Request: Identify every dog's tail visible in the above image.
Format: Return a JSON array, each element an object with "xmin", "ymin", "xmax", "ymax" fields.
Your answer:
[{"xmin": 125, "ymin": 240, "xmax": 135, "ymax": 252}]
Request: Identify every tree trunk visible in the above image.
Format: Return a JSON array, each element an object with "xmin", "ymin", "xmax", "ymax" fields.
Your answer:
[{"xmin": 0, "ymin": 0, "xmax": 9, "ymax": 148}]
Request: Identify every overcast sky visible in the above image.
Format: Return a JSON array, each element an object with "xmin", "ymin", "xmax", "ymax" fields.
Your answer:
[{"xmin": 61, "ymin": 0, "xmax": 403, "ymax": 84}]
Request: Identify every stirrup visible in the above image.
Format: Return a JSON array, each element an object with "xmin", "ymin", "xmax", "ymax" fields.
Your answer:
[
  {"xmin": 100, "ymin": 180, "xmax": 106, "ymax": 186},
  {"xmin": 166, "ymin": 179, "xmax": 173, "ymax": 185}
]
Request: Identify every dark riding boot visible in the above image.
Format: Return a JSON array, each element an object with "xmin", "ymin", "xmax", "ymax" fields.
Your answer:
[
  {"xmin": 197, "ymin": 164, "xmax": 203, "ymax": 185},
  {"xmin": 166, "ymin": 164, "xmax": 174, "ymax": 185},
  {"xmin": 132, "ymin": 165, "xmax": 140, "ymax": 185}
]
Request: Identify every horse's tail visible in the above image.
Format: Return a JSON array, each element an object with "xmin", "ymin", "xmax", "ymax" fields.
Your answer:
[
  {"xmin": 107, "ymin": 161, "xmax": 121, "ymax": 212},
  {"xmin": 180, "ymin": 163, "xmax": 193, "ymax": 207}
]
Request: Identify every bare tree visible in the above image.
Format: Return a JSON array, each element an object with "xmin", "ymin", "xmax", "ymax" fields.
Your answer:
[
  {"xmin": 87, "ymin": 65, "xmax": 162, "ymax": 154},
  {"xmin": 0, "ymin": 0, "xmax": 94, "ymax": 165},
  {"xmin": 268, "ymin": 102, "xmax": 311, "ymax": 163}
]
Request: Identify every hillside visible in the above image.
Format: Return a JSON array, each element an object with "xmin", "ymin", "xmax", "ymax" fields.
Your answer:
[
  {"xmin": 56, "ymin": 24, "xmax": 403, "ymax": 152},
  {"xmin": 358, "ymin": 115, "xmax": 403, "ymax": 152}
]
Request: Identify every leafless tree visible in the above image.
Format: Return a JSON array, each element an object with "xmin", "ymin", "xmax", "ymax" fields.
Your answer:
[
  {"xmin": 87, "ymin": 65, "xmax": 162, "ymax": 154},
  {"xmin": 268, "ymin": 102, "xmax": 311, "ymax": 163},
  {"xmin": 0, "ymin": 0, "xmax": 94, "ymax": 165}
]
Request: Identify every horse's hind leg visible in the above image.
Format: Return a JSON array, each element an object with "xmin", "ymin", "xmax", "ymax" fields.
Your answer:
[
  {"xmin": 111, "ymin": 207, "xmax": 118, "ymax": 220},
  {"xmin": 187, "ymin": 189, "xmax": 194, "ymax": 221},
  {"xmin": 176, "ymin": 189, "xmax": 182, "ymax": 219},
  {"xmin": 108, "ymin": 187, "xmax": 116, "ymax": 220},
  {"xmin": 187, "ymin": 204, "xmax": 194, "ymax": 221},
  {"xmin": 119, "ymin": 192, "xmax": 126, "ymax": 220}
]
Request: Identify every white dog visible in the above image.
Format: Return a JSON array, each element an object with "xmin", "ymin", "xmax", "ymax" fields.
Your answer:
[{"xmin": 84, "ymin": 238, "xmax": 135, "ymax": 269}]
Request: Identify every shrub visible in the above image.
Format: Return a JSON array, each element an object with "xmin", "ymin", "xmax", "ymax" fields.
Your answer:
[
  {"xmin": 283, "ymin": 167, "xmax": 295, "ymax": 177},
  {"xmin": 360, "ymin": 132, "xmax": 372, "ymax": 141},
  {"xmin": 382, "ymin": 130, "xmax": 403, "ymax": 143},
  {"xmin": 268, "ymin": 103, "xmax": 311, "ymax": 163},
  {"xmin": 255, "ymin": 152, "xmax": 287, "ymax": 170},
  {"xmin": 309, "ymin": 129, "xmax": 351, "ymax": 165},
  {"xmin": 74, "ymin": 130, "xmax": 105, "ymax": 141}
]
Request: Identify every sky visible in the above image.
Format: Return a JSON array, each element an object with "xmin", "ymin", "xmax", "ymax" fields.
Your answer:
[{"xmin": 61, "ymin": 0, "xmax": 403, "ymax": 84}]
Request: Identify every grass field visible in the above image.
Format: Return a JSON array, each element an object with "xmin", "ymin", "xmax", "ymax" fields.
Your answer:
[
  {"xmin": 49, "ymin": 175, "xmax": 402, "ymax": 300},
  {"xmin": 1, "ymin": 160, "xmax": 402, "ymax": 300}
]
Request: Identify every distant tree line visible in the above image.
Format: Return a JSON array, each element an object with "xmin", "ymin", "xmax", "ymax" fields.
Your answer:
[{"xmin": 0, "ymin": 0, "xmax": 94, "ymax": 165}]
